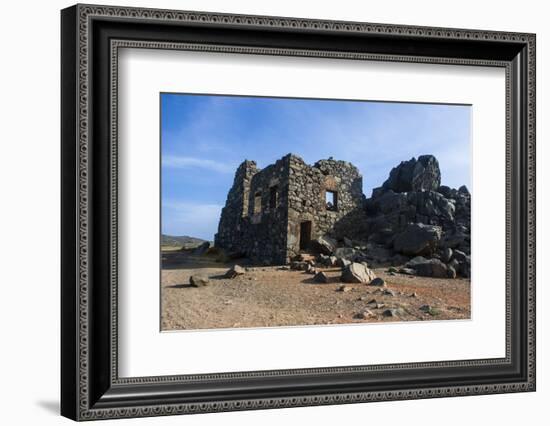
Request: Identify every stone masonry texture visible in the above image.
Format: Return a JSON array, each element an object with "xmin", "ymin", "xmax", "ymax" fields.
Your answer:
[{"xmin": 215, "ymin": 154, "xmax": 366, "ymax": 264}]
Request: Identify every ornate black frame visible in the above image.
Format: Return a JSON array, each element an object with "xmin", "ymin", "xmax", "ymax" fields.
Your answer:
[{"xmin": 61, "ymin": 4, "xmax": 536, "ymax": 421}]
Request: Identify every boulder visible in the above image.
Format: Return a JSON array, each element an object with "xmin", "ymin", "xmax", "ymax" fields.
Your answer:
[
  {"xmin": 441, "ymin": 247, "xmax": 453, "ymax": 263},
  {"xmin": 452, "ymin": 249, "xmax": 468, "ymax": 263},
  {"xmin": 441, "ymin": 232, "xmax": 467, "ymax": 249},
  {"xmin": 364, "ymin": 215, "xmax": 392, "ymax": 232},
  {"xmin": 437, "ymin": 185, "xmax": 452, "ymax": 198},
  {"xmin": 380, "ymin": 155, "xmax": 441, "ymax": 194},
  {"xmin": 290, "ymin": 261, "xmax": 308, "ymax": 271},
  {"xmin": 367, "ymin": 227, "xmax": 396, "ymax": 246},
  {"xmin": 225, "ymin": 264, "xmax": 246, "ymax": 278},
  {"xmin": 333, "ymin": 247, "xmax": 359, "ymax": 261},
  {"xmin": 313, "ymin": 271, "xmax": 329, "ymax": 283},
  {"xmin": 365, "ymin": 243, "xmax": 393, "ymax": 263},
  {"xmin": 390, "ymin": 254, "xmax": 409, "ymax": 266},
  {"xmin": 393, "ymin": 223, "xmax": 442, "ymax": 256},
  {"xmin": 407, "ymin": 190, "xmax": 455, "ymax": 222},
  {"xmin": 458, "ymin": 185, "xmax": 470, "ymax": 195},
  {"xmin": 337, "ymin": 258, "xmax": 352, "ymax": 268},
  {"xmin": 420, "ymin": 305, "xmax": 440, "ymax": 316},
  {"xmin": 448, "ymin": 258, "xmax": 460, "ymax": 269},
  {"xmin": 312, "ymin": 236, "xmax": 337, "ymax": 255},
  {"xmin": 192, "ymin": 241, "xmax": 210, "ymax": 255},
  {"xmin": 369, "ymin": 277, "xmax": 386, "ymax": 287},
  {"xmin": 450, "ymin": 249, "xmax": 471, "ymax": 277},
  {"xmin": 355, "ymin": 309, "xmax": 376, "ymax": 319},
  {"xmin": 447, "ymin": 265, "xmax": 457, "ymax": 279},
  {"xmin": 406, "ymin": 256, "xmax": 448, "ymax": 278},
  {"xmin": 419, "ymin": 304, "xmax": 432, "ymax": 313},
  {"xmin": 452, "ymin": 250, "xmax": 471, "ymax": 278},
  {"xmin": 373, "ymin": 191, "xmax": 409, "ymax": 214},
  {"xmin": 292, "ymin": 253, "xmax": 308, "ymax": 262},
  {"xmin": 189, "ymin": 274, "xmax": 209, "ymax": 287},
  {"xmin": 460, "ymin": 260, "xmax": 471, "ymax": 278},
  {"xmin": 341, "ymin": 262, "xmax": 376, "ymax": 284},
  {"xmin": 343, "ymin": 237, "xmax": 354, "ymax": 247}
]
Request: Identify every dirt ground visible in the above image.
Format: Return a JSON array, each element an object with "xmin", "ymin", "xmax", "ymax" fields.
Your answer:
[{"xmin": 161, "ymin": 251, "xmax": 471, "ymax": 331}]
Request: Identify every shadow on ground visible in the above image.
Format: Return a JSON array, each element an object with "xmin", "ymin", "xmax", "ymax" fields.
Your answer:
[
  {"xmin": 161, "ymin": 251, "xmax": 251, "ymax": 271},
  {"xmin": 166, "ymin": 283, "xmax": 194, "ymax": 289}
]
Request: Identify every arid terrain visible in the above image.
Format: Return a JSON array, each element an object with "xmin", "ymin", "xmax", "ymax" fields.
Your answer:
[{"xmin": 161, "ymin": 250, "xmax": 470, "ymax": 331}]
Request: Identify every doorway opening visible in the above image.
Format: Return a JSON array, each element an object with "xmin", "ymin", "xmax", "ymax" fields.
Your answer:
[{"xmin": 299, "ymin": 221, "xmax": 312, "ymax": 251}]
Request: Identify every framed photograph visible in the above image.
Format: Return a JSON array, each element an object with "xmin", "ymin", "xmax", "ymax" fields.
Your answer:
[{"xmin": 61, "ymin": 4, "xmax": 536, "ymax": 421}]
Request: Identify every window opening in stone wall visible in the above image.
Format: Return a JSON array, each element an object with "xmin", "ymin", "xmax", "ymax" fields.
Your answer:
[
  {"xmin": 269, "ymin": 186, "xmax": 278, "ymax": 209},
  {"xmin": 253, "ymin": 192, "xmax": 262, "ymax": 214},
  {"xmin": 326, "ymin": 190, "xmax": 338, "ymax": 211}
]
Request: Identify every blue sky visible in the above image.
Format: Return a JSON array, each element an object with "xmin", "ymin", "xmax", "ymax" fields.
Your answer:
[{"xmin": 161, "ymin": 93, "xmax": 471, "ymax": 240}]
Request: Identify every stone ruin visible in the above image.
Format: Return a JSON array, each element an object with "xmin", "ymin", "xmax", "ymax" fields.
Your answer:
[
  {"xmin": 215, "ymin": 154, "xmax": 366, "ymax": 265},
  {"xmin": 215, "ymin": 153, "xmax": 471, "ymax": 278}
]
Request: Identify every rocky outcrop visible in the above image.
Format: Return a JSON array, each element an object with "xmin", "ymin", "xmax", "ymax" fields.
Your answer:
[
  {"xmin": 374, "ymin": 155, "xmax": 441, "ymax": 194},
  {"xmin": 360, "ymin": 154, "xmax": 471, "ymax": 278}
]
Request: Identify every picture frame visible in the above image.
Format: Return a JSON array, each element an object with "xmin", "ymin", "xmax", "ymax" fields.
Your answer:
[{"xmin": 61, "ymin": 3, "xmax": 536, "ymax": 421}]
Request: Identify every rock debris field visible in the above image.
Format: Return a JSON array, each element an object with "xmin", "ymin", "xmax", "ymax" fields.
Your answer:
[{"xmin": 161, "ymin": 252, "xmax": 470, "ymax": 331}]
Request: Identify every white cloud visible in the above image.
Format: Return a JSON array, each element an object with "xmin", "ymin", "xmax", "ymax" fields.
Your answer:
[{"xmin": 163, "ymin": 155, "xmax": 234, "ymax": 174}]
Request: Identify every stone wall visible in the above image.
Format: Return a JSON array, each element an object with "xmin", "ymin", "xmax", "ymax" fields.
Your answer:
[
  {"xmin": 243, "ymin": 156, "xmax": 291, "ymax": 264},
  {"xmin": 215, "ymin": 154, "xmax": 366, "ymax": 264},
  {"xmin": 215, "ymin": 156, "xmax": 291, "ymax": 265},
  {"xmin": 214, "ymin": 160, "xmax": 257, "ymax": 257},
  {"xmin": 286, "ymin": 155, "xmax": 366, "ymax": 259}
]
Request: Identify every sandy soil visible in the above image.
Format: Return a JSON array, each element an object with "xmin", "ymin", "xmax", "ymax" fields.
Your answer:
[{"xmin": 161, "ymin": 251, "xmax": 470, "ymax": 331}]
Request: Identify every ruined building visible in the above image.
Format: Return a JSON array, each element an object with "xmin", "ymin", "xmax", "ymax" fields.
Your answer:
[
  {"xmin": 215, "ymin": 153, "xmax": 471, "ymax": 277},
  {"xmin": 215, "ymin": 154, "xmax": 366, "ymax": 264}
]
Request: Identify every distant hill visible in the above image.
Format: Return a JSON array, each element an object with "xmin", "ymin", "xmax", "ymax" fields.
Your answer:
[{"xmin": 161, "ymin": 234, "xmax": 208, "ymax": 249}]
